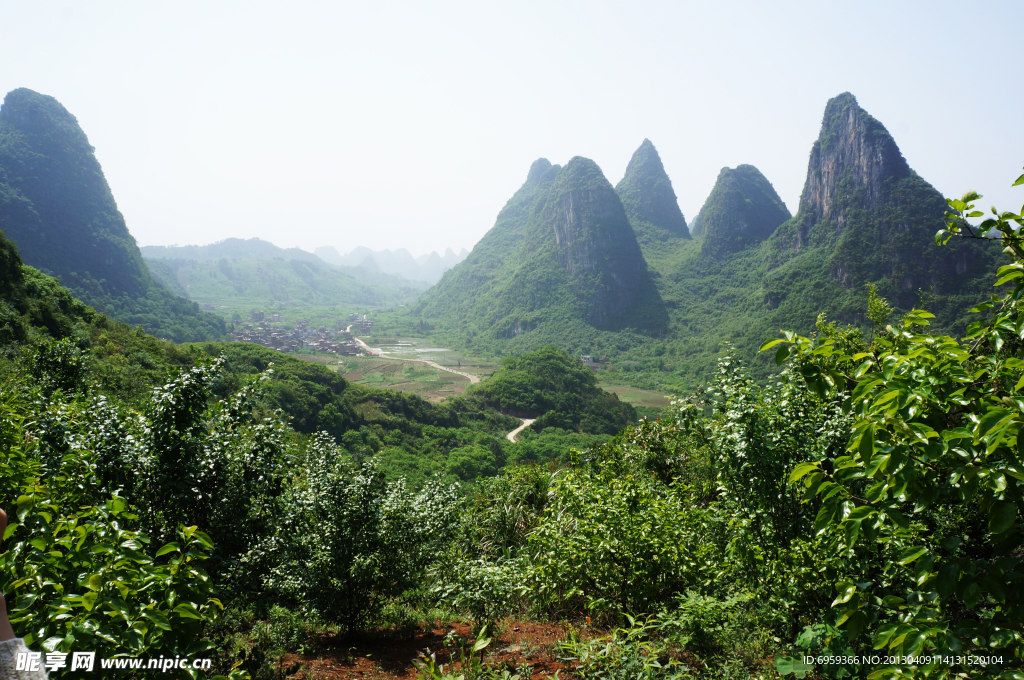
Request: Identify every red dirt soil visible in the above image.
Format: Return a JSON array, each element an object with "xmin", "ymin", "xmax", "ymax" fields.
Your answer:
[{"xmin": 281, "ymin": 619, "xmax": 576, "ymax": 679}]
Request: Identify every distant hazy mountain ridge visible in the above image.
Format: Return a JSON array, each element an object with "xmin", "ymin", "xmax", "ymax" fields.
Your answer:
[
  {"xmin": 142, "ymin": 238, "xmax": 324, "ymax": 265},
  {"xmin": 314, "ymin": 245, "xmax": 468, "ymax": 284},
  {"xmin": 141, "ymin": 237, "xmax": 429, "ymax": 304}
]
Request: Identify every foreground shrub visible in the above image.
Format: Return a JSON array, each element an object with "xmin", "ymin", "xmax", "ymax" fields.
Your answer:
[{"xmin": 263, "ymin": 432, "xmax": 458, "ymax": 634}]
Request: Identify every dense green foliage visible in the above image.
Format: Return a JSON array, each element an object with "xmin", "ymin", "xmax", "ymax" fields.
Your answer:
[
  {"xmin": 467, "ymin": 346, "xmax": 636, "ymax": 435},
  {"xmin": 0, "ymin": 88, "xmax": 225, "ymax": 341},
  {"xmin": 262, "ymin": 433, "xmax": 458, "ymax": 633},
  {"xmin": 0, "ymin": 228, "xmax": 96, "ymax": 346}
]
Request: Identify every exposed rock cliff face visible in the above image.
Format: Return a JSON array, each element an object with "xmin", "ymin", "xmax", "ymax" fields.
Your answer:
[
  {"xmin": 802, "ymin": 93, "xmax": 909, "ymax": 226},
  {"xmin": 768, "ymin": 92, "xmax": 993, "ymax": 309},
  {"xmin": 615, "ymin": 139, "xmax": 689, "ymax": 241},
  {"xmin": 690, "ymin": 164, "xmax": 790, "ymax": 257}
]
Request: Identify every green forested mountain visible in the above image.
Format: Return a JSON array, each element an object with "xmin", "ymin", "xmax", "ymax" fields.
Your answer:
[
  {"xmin": 406, "ymin": 93, "xmax": 1001, "ymax": 389},
  {"xmin": 0, "ymin": 88, "xmax": 225, "ymax": 341},
  {"xmin": 143, "ymin": 237, "xmax": 428, "ymax": 298},
  {"xmin": 145, "ymin": 256, "xmax": 421, "ymax": 307},
  {"xmin": 141, "ymin": 238, "xmax": 325, "ymax": 265},
  {"xmin": 762, "ymin": 92, "xmax": 995, "ymax": 315},
  {"xmin": 614, "ymin": 139, "xmax": 690, "ymax": 264},
  {"xmin": 466, "ymin": 345, "xmax": 636, "ymax": 434},
  {"xmin": 689, "ymin": 164, "xmax": 791, "ymax": 257},
  {"xmin": 415, "ymin": 156, "xmax": 667, "ymax": 347}
]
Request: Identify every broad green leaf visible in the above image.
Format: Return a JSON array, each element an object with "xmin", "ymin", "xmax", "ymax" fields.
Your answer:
[
  {"xmin": 988, "ymin": 501, "xmax": 1016, "ymax": 534},
  {"xmin": 759, "ymin": 338, "xmax": 787, "ymax": 352},
  {"xmin": 885, "ymin": 508, "xmax": 910, "ymax": 529},
  {"xmin": 962, "ymin": 581, "xmax": 982, "ymax": 609},
  {"xmin": 789, "ymin": 462, "xmax": 819, "ymax": 483},
  {"xmin": 873, "ymin": 622, "xmax": 898, "ymax": 649},
  {"xmin": 832, "ymin": 581, "xmax": 856, "ymax": 606},
  {"xmin": 897, "ymin": 546, "xmax": 928, "ymax": 565},
  {"xmin": 173, "ymin": 603, "xmax": 202, "ymax": 620},
  {"xmin": 155, "ymin": 542, "xmax": 180, "ymax": 557}
]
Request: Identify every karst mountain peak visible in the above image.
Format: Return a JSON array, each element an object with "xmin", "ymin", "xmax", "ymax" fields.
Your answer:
[
  {"xmin": 615, "ymin": 139, "xmax": 690, "ymax": 246},
  {"xmin": 799, "ymin": 91, "xmax": 912, "ymax": 228},
  {"xmin": 689, "ymin": 164, "xmax": 791, "ymax": 258},
  {"xmin": 765, "ymin": 90, "xmax": 995, "ymax": 314},
  {"xmin": 416, "ymin": 153, "xmax": 666, "ymax": 343},
  {"xmin": 0, "ymin": 87, "xmax": 226, "ymax": 340}
]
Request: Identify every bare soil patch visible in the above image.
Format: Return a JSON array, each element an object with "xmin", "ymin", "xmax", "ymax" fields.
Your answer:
[{"xmin": 280, "ymin": 619, "xmax": 575, "ymax": 679}]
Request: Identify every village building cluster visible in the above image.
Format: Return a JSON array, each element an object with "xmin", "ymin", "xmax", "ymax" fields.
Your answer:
[{"xmin": 230, "ymin": 311, "xmax": 368, "ymax": 355}]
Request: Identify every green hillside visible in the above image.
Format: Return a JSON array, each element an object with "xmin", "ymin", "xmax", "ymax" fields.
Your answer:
[
  {"xmin": 0, "ymin": 88, "xmax": 225, "ymax": 342},
  {"xmin": 466, "ymin": 345, "xmax": 636, "ymax": 434},
  {"xmin": 144, "ymin": 256, "xmax": 419, "ymax": 308},
  {"xmin": 394, "ymin": 93, "xmax": 1002, "ymax": 391},
  {"xmin": 0, "ymin": 227, "xmax": 95, "ymax": 345}
]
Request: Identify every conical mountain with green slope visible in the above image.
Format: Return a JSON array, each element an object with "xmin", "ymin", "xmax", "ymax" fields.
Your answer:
[
  {"xmin": 689, "ymin": 164, "xmax": 790, "ymax": 258},
  {"xmin": 416, "ymin": 155, "xmax": 666, "ymax": 348},
  {"xmin": 614, "ymin": 139, "xmax": 689, "ymax": 264},
  {"xmin": 0, "ymin": 88, "xmax": 224, "ymax": 341}
]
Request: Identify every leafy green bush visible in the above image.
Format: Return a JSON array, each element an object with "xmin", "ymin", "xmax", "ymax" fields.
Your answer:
[
  {"xmin": 432, "ymin": 557, "xmax": 528, "ymax": 630},
  {"xmin": 657, "ymin": 591, "xmax": 750, "ymax": 656},
  {"xmin": 765, "ymin": 179, "xmax": 1024, "ymax": 677},
  {"xmin": 527, "ymin": 445, "xmax": 725, "ymax": 617},
  {"xmin": 31, "ymin": 337, "xmax": 89, "ymax": 396},
  {"xmin": 0, "ymin": 387, "xmax": 242, "ymax": 677},
  {"xmin": 263, "ymin": 432, "xmax": 459, "ymax": 634},
  {"xmin": 557, "ymin": 615, "xmax": 688, "ymax": 680}
]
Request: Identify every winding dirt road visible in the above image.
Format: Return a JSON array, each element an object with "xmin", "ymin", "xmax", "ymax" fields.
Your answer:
[
  {"xmin": 505, "ymin": 418, "xmax": 536, "ymax": 443},
  {"xmin": 346, "ymin": 327, "xmax": 480, "ymax": 383}
]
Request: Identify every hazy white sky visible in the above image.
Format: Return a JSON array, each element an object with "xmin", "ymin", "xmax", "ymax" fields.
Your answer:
[{"xmin": 1, "ymin": 1, "xmax": 1021, "ymax": 257}]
